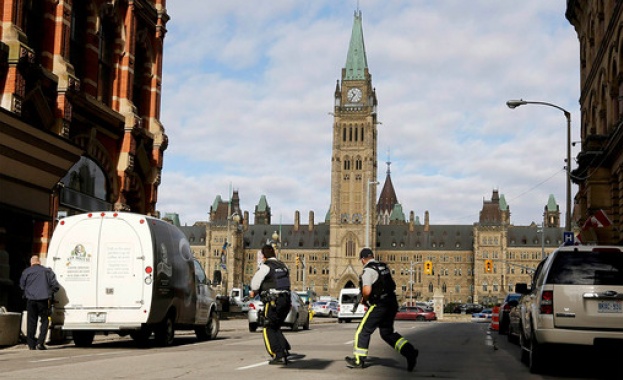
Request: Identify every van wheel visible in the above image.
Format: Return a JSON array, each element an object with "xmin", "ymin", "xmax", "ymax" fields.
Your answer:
[
  {"xmin": 73, "ymin": 331, "xmax": 95, "ymax": 347},
  {"xmin": 249, "ymin": 322, "xmax": 258, "ymax": 332},
  {"xmin": 196, "ymin": 311, "xmax": 219, "ymax": 341},
  {"xmin": 155, "ymin": 314, "xmax": 175, "ymax": 346},
  {"xmin": 303, "ymin": 313, "xmax": 310, "ymax": 330}
]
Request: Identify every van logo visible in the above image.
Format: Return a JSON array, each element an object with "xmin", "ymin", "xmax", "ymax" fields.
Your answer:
[{"xmin": 68, "ymin": 244, "xmax": 91, "ymax": 262}]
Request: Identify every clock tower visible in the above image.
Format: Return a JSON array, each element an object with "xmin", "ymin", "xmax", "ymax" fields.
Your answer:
[{"xmin": 329, "ymin": 10, "xmax": 379, "ymax": 294}]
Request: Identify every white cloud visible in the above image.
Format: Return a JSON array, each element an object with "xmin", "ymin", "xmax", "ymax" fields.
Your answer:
[{"xmin": 158, "ymin": 0, "xmax": 579, "ymax": 228}]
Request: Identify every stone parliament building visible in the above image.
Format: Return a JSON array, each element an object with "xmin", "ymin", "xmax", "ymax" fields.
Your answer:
[{"xmin": 179, "ymin": 11, "xmax": 565, "ymax": 307}]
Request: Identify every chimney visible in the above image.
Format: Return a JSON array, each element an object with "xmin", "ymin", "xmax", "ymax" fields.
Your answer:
[
  {"xmin": 294, "ymin": 211, "xmax": 300, "ymax": 231},
  {"xmin": 424, "ymin": 211, "xmax": 430, "ymax": 232},
  {"xmin": 309, "ymin": 211, "xmax": 314, "ymax": 232}
]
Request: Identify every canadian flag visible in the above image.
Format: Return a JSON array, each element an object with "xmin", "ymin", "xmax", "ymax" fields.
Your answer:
[{"xmin": 581, "ymin": 209, "xmax": 612, "ymax": 230}]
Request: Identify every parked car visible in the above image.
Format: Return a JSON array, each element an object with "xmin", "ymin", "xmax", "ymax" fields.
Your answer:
[
  {"xmin": 415, "ymin": 302, "xmax": 434, "ymax": 312},
  {"xmin": 498, "ymin": 293, "xmax": 522, "ymax": 335},
  {"xmin": 312, "ymin": 301, "xmax": 338, "ymax": 318},
  {"xmin": 514, "ymin": 245, "xmax": 623, "ymax": 373},
  {"xmin": 453, "ymin": 303, "xmax": 483, "ymax": 314},
  {"xmin": 508, "ymin": 298, "xmax": 523, "ymax": 344},
  {"xmin": 247, "ymin": 292, "xmax": 310, "ymax": 332},
  {"xmin": 395, "ymin": 306, "xmax": 436, "ymax": 321},
  {"xmin": 471, "ymin": 308, "xmax": 493, "ymax": 322}
]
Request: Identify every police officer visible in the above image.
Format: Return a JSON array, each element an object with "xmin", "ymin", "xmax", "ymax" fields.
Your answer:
[
  {"xmin": 19, "ymin": 255, "xmax": 59, "ymax": 350},
  {"xmin": 345, "ymin": 248, "xmax": 418, "ymax": 371},
  {"xmin": 250, "ymin": 244, "xmax": 292, "ymax": 365}
]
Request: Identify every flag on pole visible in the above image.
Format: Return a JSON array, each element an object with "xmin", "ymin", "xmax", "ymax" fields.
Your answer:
[{"xmin": 582, "ymin": 209, "xmax": 612, "ymax": 230}]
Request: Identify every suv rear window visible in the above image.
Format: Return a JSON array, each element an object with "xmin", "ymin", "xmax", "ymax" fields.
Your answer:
[
  {"xmin": 341, "ymin": 294, "xmax": 359, "ymax": 303},
  {"xmin": 546, "ymin": 249, "xmax": 623, "ymax": 286}
]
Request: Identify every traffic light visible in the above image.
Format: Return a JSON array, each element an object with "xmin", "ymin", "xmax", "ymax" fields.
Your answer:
[
  {"xmin": 485, "ymin": 259, "xmax": 493, "ymax": 273},
  {"xmin": 295, "ymin": 256, "xmax": 300, "ymax": 267},
  {"xmin": 424, "ymin": 260, "xmax": 433, "ymax": 275}
]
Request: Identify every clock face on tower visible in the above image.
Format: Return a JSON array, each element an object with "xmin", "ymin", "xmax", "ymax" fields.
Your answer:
[{"xmin": 347, "ymin": 87, "xmax": 362, "ymax": 103}]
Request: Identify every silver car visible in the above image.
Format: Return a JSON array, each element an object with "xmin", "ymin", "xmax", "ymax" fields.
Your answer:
[
  {"xmin": 312, "ymin": 301, "xmax": 338, "ymax": 317},
  {"xmin": 247, "ymin": 292, "xmax": 310, "ymax": 332}
]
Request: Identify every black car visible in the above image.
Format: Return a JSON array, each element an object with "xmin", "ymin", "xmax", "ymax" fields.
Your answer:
[{"xmin": 452, "ymin": 303, "xmax": 483, "ymax": 314}]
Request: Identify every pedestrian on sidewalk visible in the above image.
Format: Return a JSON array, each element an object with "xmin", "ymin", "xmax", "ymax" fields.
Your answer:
[{"xmin": 19, "ymin": 255, "xmax": 59, "ymax": 350}]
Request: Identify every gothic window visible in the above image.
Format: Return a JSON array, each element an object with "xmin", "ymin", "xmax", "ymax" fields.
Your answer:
[
  {"xmin": 428, "ymin": 282, "xmax": 433, "ymax": 293},
  {"xmin": 355, "ymin": 159, "xmax": 362, "ymax": 170},
  {"xmin": 361, "ymin": 127, "xmax": 364, "ymax": 142},
  {"xmin": 482, "ymin": 282, "xmax": 488, "ymax": 291},
  {"xmin": 442, "ymin": 283, "xmax": 447, "ymax": 293},
  {"xmin": 346, "ymin": 240, "xmax": 355, "ymax": 257},
  {"xmin": 349, "ymin": 127, "xmax": 353, "ymax": 141},
  {"xmin": 343, "ymin": 127, "xmax": 347, "ymax": 142}
]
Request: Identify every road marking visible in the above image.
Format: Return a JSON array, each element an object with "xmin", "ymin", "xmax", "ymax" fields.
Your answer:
[
  {"xmin": 29, "ymin": 350, "xmax": 131, "ymax": 363},
  {"xmin": 237, "ymin": 361, "xmax": 268, "ymax": 370},
  {"xmin": 344, "ymin": 340, "xmax": 354, "ymax": 345}
]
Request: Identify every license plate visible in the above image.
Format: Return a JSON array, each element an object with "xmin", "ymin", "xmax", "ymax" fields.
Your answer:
[
  {"xmin": 88, "ymin": 312, "xmax": 107, "ymax": 323},
  {"xmin": 598, "ymin": 301, "xmax": 622, "ymax": 313}
]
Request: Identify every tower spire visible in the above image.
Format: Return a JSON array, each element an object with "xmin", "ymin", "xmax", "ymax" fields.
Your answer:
[{"xmin": 344, "ymin": 10, "xmax": 368, "ymax": 80}]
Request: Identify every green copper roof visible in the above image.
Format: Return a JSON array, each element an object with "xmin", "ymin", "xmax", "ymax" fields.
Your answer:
[
  {"xmin": 212, "ymin": 195, "xmax": 222, "ymax": 211},
  {"xmin": 345, "ymin": 10, "xmax": 368, "ymax": 80},
  {"xmin": 389, "ymin": 203, "xmax": 406, "ymax": 222},
  {"xmin": 547, "ymin": 194, "xmax": 558, "ymax": 211},
  {"xmin": 499, "ymin": 194, "xmax": 508, "ymax": 211},
  {"xmin": 257, "ymin": 195, "xmax": 269, "ymax": 211}
]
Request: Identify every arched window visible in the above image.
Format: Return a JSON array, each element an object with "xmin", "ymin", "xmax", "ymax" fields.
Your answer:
[{"xmin": 63, "ymin": 156, "xmax": 108, "ymax": 200}]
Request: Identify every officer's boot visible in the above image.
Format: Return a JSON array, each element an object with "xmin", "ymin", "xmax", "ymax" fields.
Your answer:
[{"xmin": 400, "ymin": 342, "xmax": 419, "ymax": 372}]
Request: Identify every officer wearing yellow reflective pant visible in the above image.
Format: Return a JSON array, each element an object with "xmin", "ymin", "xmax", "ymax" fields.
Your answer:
[
  {"xmin": 250, "ymin": 244, "xmax": 292, "ymax": 365},
  {"xmin": 345, "ymin": 248, "xmax": 419, "ymax": 371}
]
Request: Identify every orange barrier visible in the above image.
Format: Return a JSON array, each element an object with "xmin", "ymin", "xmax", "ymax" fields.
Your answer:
[{"xmin": 490, "ymin": 306, "xmax": 500, "ymax": 331}]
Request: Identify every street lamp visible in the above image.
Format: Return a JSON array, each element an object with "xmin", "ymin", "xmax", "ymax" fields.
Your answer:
[
  {"xmin": 366, "ymin": 180, "xmax": 379, "ymax": 248},
  {"xmin": 506, "ymin": 99, "xmax": 572, "ymax": 232}
]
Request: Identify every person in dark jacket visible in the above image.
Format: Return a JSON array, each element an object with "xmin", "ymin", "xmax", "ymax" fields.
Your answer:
[
  {"xmin": 19, "ymin": 255, "xmax": 59, "ymax": 350},
  {"xmin": 345, "ymin": 248, "xmax": 419, "ymax": 371},
  {"xmin": 250, "ymin": 244, "xmax": 292, "ymax": 365}
]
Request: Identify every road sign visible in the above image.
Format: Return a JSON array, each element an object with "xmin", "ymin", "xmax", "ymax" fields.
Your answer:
[{"xmin": 563, "ymin": 231, "xmax": 574, "ymax": 245}]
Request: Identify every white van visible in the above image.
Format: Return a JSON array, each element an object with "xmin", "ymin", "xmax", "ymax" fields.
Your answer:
[
  {"xmin": 48, "ymin": 212, "xmax": 219, "ymax": 347},
  {"xmin": 337, "ymin": 288, "xmax": 367, "ymax": 323}
]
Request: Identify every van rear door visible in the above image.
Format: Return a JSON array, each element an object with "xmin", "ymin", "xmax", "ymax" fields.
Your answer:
[
  {"xmin": 52, "ymin": 216, "xmax": 102, "ymax": 309},
  {"xmin": 97, "ymin": 216, "xmax": 146, "ymax": 308},
  {"xmin": 52, "ymin": 214, "xmax": 146, "ymax": 309}
]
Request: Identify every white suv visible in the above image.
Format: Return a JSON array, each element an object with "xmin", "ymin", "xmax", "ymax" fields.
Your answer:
[{"xmin": 515, "ymin": 245, "xmax": 623, "ymax": 373}]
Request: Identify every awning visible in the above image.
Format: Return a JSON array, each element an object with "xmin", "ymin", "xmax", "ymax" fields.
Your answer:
[{"xmin": 0, "ymin": 110, "xmax": 83, "ymax": 218}]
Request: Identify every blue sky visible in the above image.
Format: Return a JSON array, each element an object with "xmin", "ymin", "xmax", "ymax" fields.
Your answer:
[{"xmin": 158, "ymin": 0, "xmax": 580, "ymax": 227}]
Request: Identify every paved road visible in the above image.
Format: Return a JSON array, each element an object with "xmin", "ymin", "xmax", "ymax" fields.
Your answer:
[{"xmin": 0, "ymin": 316, "xmax": 608, "ymax": 379}]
